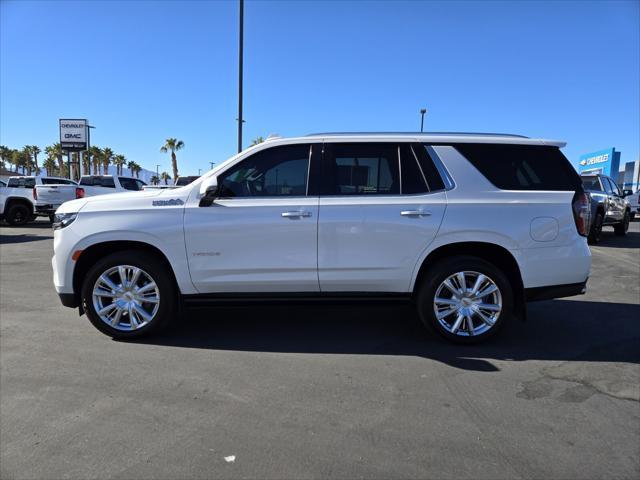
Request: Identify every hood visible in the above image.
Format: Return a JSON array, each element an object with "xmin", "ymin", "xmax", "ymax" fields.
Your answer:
[{"xmin": 56, "ymin": 188, "xmax": 179, "ymax": 214}]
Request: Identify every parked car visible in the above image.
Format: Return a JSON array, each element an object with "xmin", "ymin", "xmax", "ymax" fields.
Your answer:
[
  {"xmin": 580, "ymin": 173, "xmax": 631, "ymax": 244},
  {"xmin": 1, "ymin": 175, "xmax": 75, "ymax": 225},
  {"xmin": 34, "ymin": 175, "xmax": 146, "ymax": 217},
  {"xmin": 622, "ymin": 189, "xmax": 639, "ymax": 220},
  {"xmin": 52, "ymin": 132, "xmax": 591, "ymax": 344}
]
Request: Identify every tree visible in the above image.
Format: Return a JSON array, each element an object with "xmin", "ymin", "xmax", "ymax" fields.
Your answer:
[
  {"xmin": 127, "ymin": 160, "xmax": 136, "ymax": 176},
  {"xmin": 89, "ymin": 146, "xmax": 102, "ymax": 175},
  {"xmin": 81, "ymin": 150, "xmax": 91, "ymax": 174},
  {"xmin": 26, "ymin": 145, "xmax": 41, "ymax": 174},
  {"xmin": 160, "ymin": 171, "xmax": 171, "ymax": 185},
  {"xmin": 0, "ymin": 145, "xmax": 10, "ymax": 172},
  {"xmin": 45, "ymin": 143, "xmax": 65, "ymax": 177},
  {"xmin": 150, "ymin": 175, "xmax": 159, "ymax": 185},
  {"xmin": 12, "ymin": 149, "xmax": 28, "ymax": 174},
  {"xmin": 113, "ymin": 154, "xmax": 126, "ymax": 175},
  {"xmin": 43, "ymin": 156, "xmax": 57, "ymax": 176},
  {"xmin": 102, "ymin": 147, "xmax": 113, "ymax": 175},
  {"xmin": 250, "ymin": 136, "xmax": 265, "ymax": 146},
  {"xmin": 132, "ymin": 162, "xmax": 141, "ymax": 178},
  {"xmin": 160, "ymin": 138, "xmax": 184, "ymax": 181}
]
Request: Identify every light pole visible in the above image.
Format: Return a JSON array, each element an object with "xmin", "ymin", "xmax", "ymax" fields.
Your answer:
[
  {"xmin": 198, "ymin": 168, "xmax": 202, "ymax": 175},
  {"xmin": 156, "ymin": 164, "xmax": 160, "ymax": 185},
  {"xmin": 419, "ymin": 109, "xmax": 427, "ymax": 133},
  {"xmin": 237, "ymin": 0, "xmax": 244, "ymax": 153},
  {"xmin": 209, "ymin": 161, "xmax": 215, "ymax": 170}
]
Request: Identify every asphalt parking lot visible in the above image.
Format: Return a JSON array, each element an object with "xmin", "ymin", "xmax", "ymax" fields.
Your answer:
[{"xmin": 1, "ymin": 220, "xmax": 639, "ymax": 479}]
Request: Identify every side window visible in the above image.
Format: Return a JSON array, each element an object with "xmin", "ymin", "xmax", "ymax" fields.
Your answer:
[
  {"xmin": 98, "ymin": 176, "xmax": 115, "ymax": 188},
  {"xmin": 218, "ymin": 144, "xmax": 311, "ymax": 198},
  {"xmin": 136, "ymin": 180, "xmax": 146, "ymax": 190},
  {"xmin": 323, "ymin": 143, "xmax": 399, "ymax": 195},
  {"xmin": 119, "ymin": 177, "xmax": 140, "ymax": 191},
  {"xmin": 400, "ymin": 144, "xmax": 428, "ymax": 194},
  {"xmin": 602, "ymin": 177, "xmax": 615, "ymax": 195},
  {"xmin": 416, "ymin": 145, "xmax": 447, "ymax": 191},
  {"xmin": 607, "ymin": 177, "xmax": 621, "ymax": 196}
]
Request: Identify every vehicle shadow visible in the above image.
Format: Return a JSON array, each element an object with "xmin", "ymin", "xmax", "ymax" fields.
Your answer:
[
  {"xmin": 0, "ymin": 233, "xmax": 53, "ymax": 244},
  {"xmin": 129, "ymin": 299, "xmax": 640, "ymax": 371},
  {"xmin": 593, "ymin": 230, "xmax": 640, "ymax": 248}
]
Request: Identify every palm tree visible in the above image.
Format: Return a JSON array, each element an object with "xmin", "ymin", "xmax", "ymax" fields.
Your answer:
[
  {"xmin": 0, "ymin": 145, "xmax": 10, "ymax": 172},
  {"xmin": 150, "ymin": 175, "xmax": 159, "ymax": 185},
  {"xmin": 160, "ymin": 138, "xmax": 184, "ymax": 182},
  {"xmin": 81, "ymin": 150, "xmax": 91, "ymax": 175},
  {"xmin": 12, "ymin": 149, "xmax": 28, "ymax": 174},
  {"xmin": 26, "ymin": 145, "xmax": 41, "ymax": 174},
  {"xmin": 113, "ymin": 154, "xmax": 126, "ymax": 175},
  {"xmin": 43, "ymin": 157, "xmax": 57, "ymax": 176},
  {"xmin": 250, "ymin": 136, "xmax": 265, "ymax": 146},
  {"xmin": 46, "ymin": 143, "xmax": 65, "ymax": 177},
  {"xmin": 132, "ymin": 162, "xmax": 141, "ymax": 178},
  {"xmin": 89, "ymin": 146, "xmax": 102, "ymax": 175},
  {"xmin": 102, "ymin": 147, "xmax": 113, "ymax": 175},
  {"xmin": 127, "ymin": 160, "xmax": 136, "ymax": 176},
  {"xmin": 160, "ymin": 171, "xmax": 171, "ymax": 185}
]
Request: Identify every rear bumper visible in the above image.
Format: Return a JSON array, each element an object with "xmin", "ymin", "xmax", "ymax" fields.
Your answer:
[
  {"xmin": 58, "ymin": 292, "xmax": 79, "ymax": 308},
  {"xmin": 524, "ymin": 280, "xmax": 588, "ymax": 302},
  {"xmin": 36, "ymin": 204, "xmax": 60, "ymax": 215}
]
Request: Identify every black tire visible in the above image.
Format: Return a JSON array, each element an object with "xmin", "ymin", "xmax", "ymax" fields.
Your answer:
[
  {"xmin": 614, "ymin": 211, "xmax": 630, "ymax": 236},
  {"xmin": 6, "ymin": 203, "xmax": 31, "ymax": 226},
  {"xmin": 81, "ymin": 250, "xmax": 177, "ymax": 339},
  {"xmin": 588, "ymin": 211, "xmax": 603, "ymax": 244},
  {"xmin": 416, "ymin": 256, "xmax": 513, "ymax": 344}
]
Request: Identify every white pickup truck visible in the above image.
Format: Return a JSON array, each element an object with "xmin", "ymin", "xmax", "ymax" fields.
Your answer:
[
  {"xmin": 34, "ymin": 175, "xmax": 147, "ymax": 218},
  {"xmin": 1, "ymin": 176, "xmax": 76, "ymax": 225}
]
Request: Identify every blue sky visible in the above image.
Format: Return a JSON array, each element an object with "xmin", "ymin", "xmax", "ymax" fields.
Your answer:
[{"xmin": 1, "ymin": 0, "xmax": 638, "ymax": 176}]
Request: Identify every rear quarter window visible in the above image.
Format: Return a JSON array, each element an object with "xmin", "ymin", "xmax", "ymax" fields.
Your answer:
[
  {"xmin": 455, "ymin": 144, "xmax": 581, "ymax": 191},
  {"xmin": 581, "ymin": 177, "xmax": 601, "ymax": 191}
]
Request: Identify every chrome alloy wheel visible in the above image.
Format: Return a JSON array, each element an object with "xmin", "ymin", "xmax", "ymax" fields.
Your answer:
[
  {"xmin": 433, "ymin": 271, "xmax": 502, "ymax": 337},
  {"xmin": 92, "ymin": 265, "xmax": 160, "ymax": 331}
]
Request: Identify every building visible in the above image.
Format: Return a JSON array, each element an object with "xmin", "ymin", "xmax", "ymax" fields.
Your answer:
[{"xmin": 578, "ymin": 148, "xmax": 639, "ymax": 192}]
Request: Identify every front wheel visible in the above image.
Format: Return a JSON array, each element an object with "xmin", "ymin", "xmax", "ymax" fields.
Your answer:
[
  {"xmin": 614, "ymin": 211, "xmax": 630, "ymax": 236},
  {"xmin": 416, "ymin": 256, "xmax": 513, "ymax": 344},
  {"xmin": 81, "ymin": 250, "xmax": 176, "ymax": 338}
]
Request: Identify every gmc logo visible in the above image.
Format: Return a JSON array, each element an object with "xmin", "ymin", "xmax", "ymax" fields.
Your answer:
[{"xmin": 64, "ymin": 134, "xmax": 82, "ymax": 139}]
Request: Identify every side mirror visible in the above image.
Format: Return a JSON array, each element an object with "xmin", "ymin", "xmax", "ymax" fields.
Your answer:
[
  {"xmin": 622, "ymin": 189, "xmax": 633, "ymax": 197},
  {"xmin": 199, "ymin": 177, "xmax": 219, "ymax": 207}
]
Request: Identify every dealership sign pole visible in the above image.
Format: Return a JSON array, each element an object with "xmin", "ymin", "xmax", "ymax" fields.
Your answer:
[{"xmin": 59, "ymin": 119, "xmax": 88, "ymax": 180}]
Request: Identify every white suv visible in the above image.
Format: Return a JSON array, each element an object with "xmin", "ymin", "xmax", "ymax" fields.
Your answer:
[{"xmin": 52, "ymin": 133, "xmax": 591, "ymax": 343}]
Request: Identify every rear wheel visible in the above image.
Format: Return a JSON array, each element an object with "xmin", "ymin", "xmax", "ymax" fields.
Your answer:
[
  {"xmin": 614, "ymin": 211, "xmax": 630, "ymax": 236},
  {"xmin": 588, "ymin": 212, "xmax": 603, "ymax": 244},
  {"xmin": 6, "ymin": 203, "xmax": 31, "ymax": 226},
  {"xmin": 416, "ymin": 256, "xmax": 513, "ymax": 344},
  {"xmin": 81, "ymin": 250, "xmax": 176, "ymax": 339}
]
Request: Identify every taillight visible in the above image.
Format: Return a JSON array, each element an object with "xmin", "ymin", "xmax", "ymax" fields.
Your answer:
[
  {"xmin": 75, "ymin": 187, "xmax": 85, "ymax": 199},
  {"xmin": 33, "ymin": 187, "xmax": 37, "ymax": 200},
  {"xmin": 572, "ymin": 191, "xmax": 591, "ymax": 237}
]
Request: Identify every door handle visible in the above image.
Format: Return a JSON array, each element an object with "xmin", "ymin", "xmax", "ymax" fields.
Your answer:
[
  {"xmin": 400, "ymin": 210, "xmax": 432, "ymax": 217},
  {"xmin": 281, "ymin": 210, "xmax": 312, "ymax": 218}
]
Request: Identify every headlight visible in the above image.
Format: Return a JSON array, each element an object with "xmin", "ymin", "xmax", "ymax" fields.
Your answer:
[{"xmin": 52, "ymin": 213, "xmax": 78, "ymax": 230}]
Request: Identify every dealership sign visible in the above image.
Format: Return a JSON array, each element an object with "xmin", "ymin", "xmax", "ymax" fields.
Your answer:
[
  {"xmin": 59, "ymin": 119, "xmax": 87, "ymax": 151},
  {"xmin": 578, "ymin": 147, "xmax": 620, "ymax": 177}
]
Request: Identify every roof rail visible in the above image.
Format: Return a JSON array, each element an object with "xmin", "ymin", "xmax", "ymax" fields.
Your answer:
[{"xmin": 305, "ymin": 131, "xmax": 529, "ymax": 138}]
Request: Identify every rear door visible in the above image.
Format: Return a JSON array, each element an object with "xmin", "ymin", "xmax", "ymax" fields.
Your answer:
[{"xmin": 317, "ymin": 142, "xmax": 446, "ymax": 292}]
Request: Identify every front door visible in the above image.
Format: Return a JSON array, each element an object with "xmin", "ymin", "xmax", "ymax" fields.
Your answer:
[
  {"xmin": 317, "ymin": 142, "xmax": 446, "ymax": 292},
  {"xmin": 184, "ymin": 143, "xmax": 321, "ymax": 293}
]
